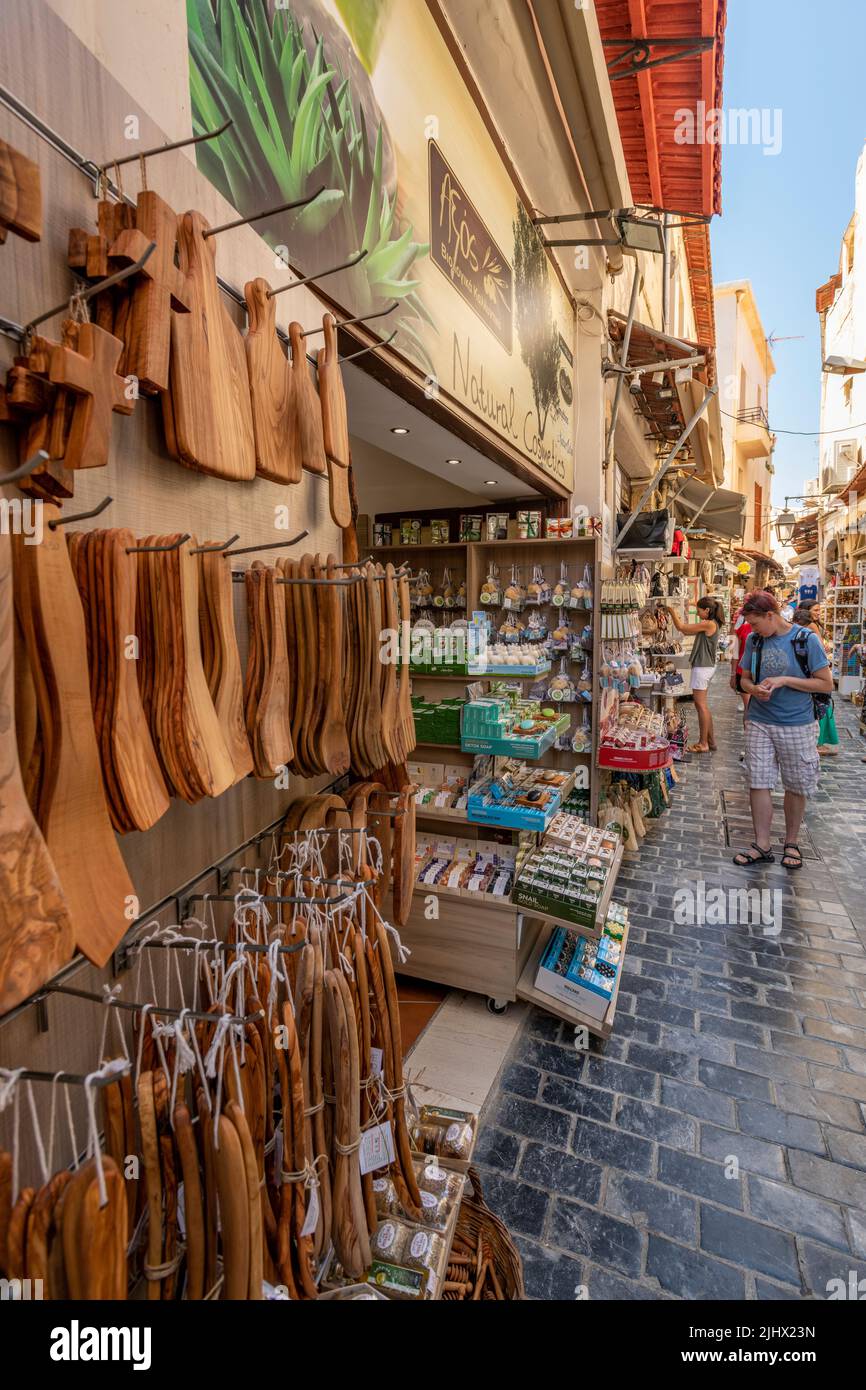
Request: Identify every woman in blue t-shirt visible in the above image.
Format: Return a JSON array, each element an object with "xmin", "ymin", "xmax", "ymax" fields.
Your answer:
[{"xmin": 733, "ymin": 592, "xmax": 833, "ymax": 871}]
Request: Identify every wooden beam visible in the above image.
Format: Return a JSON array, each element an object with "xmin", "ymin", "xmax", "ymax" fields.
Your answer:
[{"xmin": 627, "ymin": 0, "xmax": 663, "ymax": 208}]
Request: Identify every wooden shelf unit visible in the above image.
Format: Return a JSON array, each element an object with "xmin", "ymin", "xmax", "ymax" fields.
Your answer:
[{"xmin": 516, "ymin": 917, "xmax": 631, "ymax": 1040}]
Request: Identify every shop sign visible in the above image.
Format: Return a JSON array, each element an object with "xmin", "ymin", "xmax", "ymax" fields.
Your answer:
[{"xmin": 185, "ymin": 0, "xmax": 575, "ymax": 493}]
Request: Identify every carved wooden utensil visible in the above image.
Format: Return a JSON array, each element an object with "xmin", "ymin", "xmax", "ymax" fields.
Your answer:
[
  {"xmin": 316, "ymin": 314, "xmax": 352, "ymax": 527},
  {"xmin": 0, "ymin": 139, "xmax": 41, "ymax": 242},
  {"xmin": 25, "ymin": 1171, "xmax": 70, "ymax": 1295},
  {"xmin": 215, "ymin": 1113, "xmax": 250, "ymax": 1300},
  {"xmin": 174, "ymin": 1102, "xmax": 205, "ymax": 1300},
  {"xmin": 108, "ymin": 189, "xmax": 190, "ymax": 394},
  {"xmin": 12, "ymin": 514, "xmax": 133, "ymax": 968},
  {"xmin": 287, "ymin": 322, "xmax": 327, "ymax": 476},
  {"xmin": 166, "ymin": 211, "xmax": 256, "ymax": 480},
  {"xmin": 198, "ymin": 549, "xmax": 254, "ymax": 783},
  {"xmin": 244, "ymin": 278, "xmax": 302, "ymax": 484},
  {"xmin": 0, "ymin": 533, "xmax": 74, "ymax": 1013},
  {"xmin": 49, "ymin": 320, "xmax": 135, "ymax": 470},
  {"xmin": 137, "ymin": 1071, "xmax": 163, "ymax": 1301}
]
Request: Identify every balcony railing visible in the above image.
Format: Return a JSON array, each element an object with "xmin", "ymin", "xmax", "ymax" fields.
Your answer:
[{"xmin": 736, "ymin": 406, "xmax": 770, "ymax": 430}]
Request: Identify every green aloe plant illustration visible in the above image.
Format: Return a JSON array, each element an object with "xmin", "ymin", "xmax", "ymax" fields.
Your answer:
[{"xmin": 187, "ymin": 0, "xmax": 435, "ymax": 375}]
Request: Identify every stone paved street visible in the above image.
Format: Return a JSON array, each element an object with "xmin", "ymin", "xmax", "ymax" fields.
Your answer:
[{"xmin": 476, "ymin": 680, "xmax": 866, "ymax": 1300}]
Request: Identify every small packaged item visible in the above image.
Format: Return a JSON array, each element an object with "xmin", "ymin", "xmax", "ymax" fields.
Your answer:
[
  {"xmin": 374, "ymin": 522, "xmax": 392, "ymax": 547},
  {"xmin": 517, "ymin": 509, "xmax": 542, "ymax": 539},
  {"xmin": 418, "ymin": 1188, "xmax": 446, "ymax": 1227},
  {"xmin": 371, "ymin": 1220, "xmax": 405, "ymax": 1262},
  {"xmin": 372, "ymin": 1176, "xmax": 397, "ymax": 1217},
  {"xmin": 486, "ymin": 512, "xmax": 509, "ymax": 541},
  {"xmin": 403, "ymin": 1228, "xmax": 437, "ymax": 1272},
  {"xmin": 441, "ymin": 1121, "xmax": 473, "ymax": 1160},
  {"xmin": 413, "ymin": 1122, "xmax": 443, "ymax": 1156},
  {"xmin": 459, "ymin": 513, "xmax": 483, "ymax": 542},
  {"xmin": 420, "ymin": 1162, "xmax": 449, "ymax": 1198},
  {"xmin": 401, "ymin": 517, "xmax": 422, "ymax": 545},
  {"xmin": 430, "ymin": 518, "xmax": 450, "ymax": 544}
]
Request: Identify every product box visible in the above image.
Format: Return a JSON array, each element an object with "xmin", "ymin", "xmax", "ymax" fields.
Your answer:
[{"xmin": 534, "ymin": 928, "xmax": 619, "ymax": 1019}]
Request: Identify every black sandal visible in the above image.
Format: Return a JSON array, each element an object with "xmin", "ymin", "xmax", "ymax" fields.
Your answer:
[
  {"xmin": 781, "ymin": 843, "xmax": 803, "ymax": 871},
  {"xmin": 733, "ymin": 843, "xmax": 775, "ymax": 866}
]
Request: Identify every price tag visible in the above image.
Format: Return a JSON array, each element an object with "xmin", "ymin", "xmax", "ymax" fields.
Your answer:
[
  {"xmin": 370, "ymin": 1047, "xmax": 384, "ymax": 1077},
  {"xmin": 300, "ymin": 1181, "xmax": 320, "ymax": 1238},
  {"xmin": 359, "ymin": 1121, "xmax": 396, "ymax": 1175}
]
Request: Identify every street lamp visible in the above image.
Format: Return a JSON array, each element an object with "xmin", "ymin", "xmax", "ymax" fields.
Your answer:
[{"xmin": 775, "ymin": 509, "xmax": 797, "ymax": 545}]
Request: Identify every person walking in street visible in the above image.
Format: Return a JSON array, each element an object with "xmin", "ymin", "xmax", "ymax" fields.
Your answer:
[
  {"xmin": 733, "ymin": 591, "xmax": 833, "ymax": 871},
  {"xmin": 792, "ymin": 602, "xmax": 839, "ymax": 754},
  {"xmin": 731, "ymin": 600, "xmax": 753, "ymax": 762},
  {"xmin": 664, "ymin": 596, "xmax": 724, "ymax": 753}
]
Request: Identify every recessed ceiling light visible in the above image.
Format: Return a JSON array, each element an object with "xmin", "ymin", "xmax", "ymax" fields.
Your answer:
[
  {"xmin": 446, "ymin": 457, "xmax": 461, "ymax": 466},
  {"xmin": 390, "ymin": 426, "xmax": 410, "ymax": 435},
  {"xmin": 484, "ymin": 479, "xmax": 497, "ymax": 485}
]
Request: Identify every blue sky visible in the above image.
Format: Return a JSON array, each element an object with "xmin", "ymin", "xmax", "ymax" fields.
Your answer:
[{"xmin": 711, "ymin": 0, "xmax": 866, "ymax": 506}]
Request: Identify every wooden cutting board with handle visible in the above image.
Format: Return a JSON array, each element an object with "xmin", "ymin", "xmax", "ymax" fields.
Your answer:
[
  {"xmin": 198, "ymin": 550, "xmax": 253, "ymax": 783},
  {"xmin": 173, "ymin": 1102, "xmax": 205, "ymax": 1300},
  {"xmin": 166, "ymin": 211, "xmax": 256, "ymax": 480},
  {"xmin": 108, "ymin": 189, "xmax": 189, "ymax": 394},
  {"xmin": 0, "ymin": 532, "xmax": 74, "ymax": 1013},
  {"xmin": 215, "ymin": 1112, "xmax": 250, "ymax": 1300},
  {"xmin": 12, "ymin": 516, "xmax": 133, "ymax": 969},
  {"xmin": 287, "ymin": 322, "xmax": 327, "ymax": 476},
  {"xmin": 244, "ymin": 278, "xmax": 302, "ymax": 484},
  {"xmin": 316, "ymin": 315, "xmax": 352, "ymax": 526},
  {"xmin": 0, "ymin": 139, "xmax": 41, "ymax": 241}
]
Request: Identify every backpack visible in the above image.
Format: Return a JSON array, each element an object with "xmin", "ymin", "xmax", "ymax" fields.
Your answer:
[{"xmin": 751, "ymin": 626, "xmax": 832, "ymax": 721}]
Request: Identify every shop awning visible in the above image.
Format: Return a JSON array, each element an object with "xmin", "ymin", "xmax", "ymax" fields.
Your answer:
[
  {"xmin": 791, "ymin": 512, "xmax": 819, "ymax": 554},
  {"xmin": 607, "ymin": 313, "xmax": 722, "ymax": 483},
  {"xmin": 736, "ymin": 547, "xmax": 785, "ymax": 574},
  {"xmin": 675, "ymin": 476, "xmax": 745, "ymax": 541},
  {"xmin": 792, "ymin": 547, "xmax": 818, "ymax": 565}
]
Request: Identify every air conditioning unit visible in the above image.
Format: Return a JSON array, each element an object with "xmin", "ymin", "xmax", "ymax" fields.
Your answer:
[{"xmin": 823, "ymin": 439, "xmax": 859, "ymax": 490}]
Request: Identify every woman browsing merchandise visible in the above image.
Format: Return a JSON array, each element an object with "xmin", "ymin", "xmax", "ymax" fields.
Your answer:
[{"xmin": 663, "ymin": 597, "xmax": 725, "ymax": 753}]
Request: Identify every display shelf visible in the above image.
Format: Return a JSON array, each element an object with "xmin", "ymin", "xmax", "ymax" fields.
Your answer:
[
  {"xmin": 511, "ymin": 839, "xmax": 623, "ymax": 941},
  {"xmin": 516, "ymin": 917, "xmax": 631, "ymax": 1040}
]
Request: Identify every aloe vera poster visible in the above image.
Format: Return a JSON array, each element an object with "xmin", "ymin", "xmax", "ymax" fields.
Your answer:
[{"xmin": 187, "ymin": 0, "xmax": 575, "ymax": 491}]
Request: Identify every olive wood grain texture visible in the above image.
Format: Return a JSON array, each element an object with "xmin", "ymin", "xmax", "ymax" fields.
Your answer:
[
  {"xmin": 108, "ymin": 189, "xmax": 189, "ymax": 394},
  {"xmin": 49, "ymin": 320, "xmax": 135, "ymax": 470},
  {"xmin": 243, "ymin": 278, "xmax": 301, "ymax": 484}
]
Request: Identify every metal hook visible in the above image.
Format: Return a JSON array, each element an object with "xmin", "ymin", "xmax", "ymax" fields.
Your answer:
[
  {"xmin": 126, "ymin": 533, "xmax": 191, "ymax": 554},
  {"xmin": 300, "ymin": 299, "xmax": 399, "ymax": 338},
  {"xmin": 2, "ymin": 449, "xmax": 49, "ymax": 485},
  {"xmin": 190, "ymin": 534, "xmax": 240, "ymax": 555},
  {"xmin": 267, "ymin": 250, "xmax": 368, "ymax": 298},
  {"xmin": 24, "ymin": 241, "xmax": 156, "ymax": 335},
  {"xmin": 9, "ymin": 1064, "xmax": 132, "ymax": 1089},
  {"xmin": 203, "ymin": 187, "xmax": 327, "ymax": 239},
  {"xmin": 98, "ymin": 119, "xmax": 233, "ymax": 177},
  {"xmin": 223, "ymin": 530, "xmax": 309, "ymax": 559},
  {"xmin": 48, "ymin": 496, "xmax": 113, "ymax": 529},
  {"xmin": 339, "ymin": 329, "xmax": 398, "ymax": 363},
  {"xmin": 44, "ymin": 982, "xmax": 261, "ymax": 1027}
]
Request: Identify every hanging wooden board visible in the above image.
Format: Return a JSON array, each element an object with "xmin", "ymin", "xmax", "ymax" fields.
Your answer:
[
  {"xmin": 0, "ymin": 139, "xmax": 41, "ymax": 242},
  {"xmin": 12, "ymin": 512, "xmax": 135, "ymax": 968},
  {"xmin": 287, "ymin": 323, "xmax": 327, "ymax": 476},
  {"xmin": 49, "ymin": 320, "xmax": 135, "ymax": 470},
  {"xmin": 244, "ymin": 278, "xmax": 301, "ymax": 485},
  {"xmin": 108, "ymin": 190, "xmax": 190, "ymax": 395},
  {"xmin": 167, "ymin": 211, "xmax": 256, "ymax": 481},
  {"xmin": 198, "ymin": 550, "xmax": 254, "ymax": 784},
  {"xmin": 0, "ymin": 533, "xmax": 74, "ymax": 1015},
  {"xmin": 316, "ymin": 314, "xmax": 351, "ymax": 526}
]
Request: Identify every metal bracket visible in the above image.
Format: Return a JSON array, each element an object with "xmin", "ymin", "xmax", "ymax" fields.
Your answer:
[{"xmin": 603, "ymin": 36, "xmax": 714, "ymax": 82}]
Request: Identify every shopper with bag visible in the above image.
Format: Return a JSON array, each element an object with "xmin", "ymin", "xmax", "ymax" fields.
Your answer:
[
  {"xmin": 664, "ymin": 597, "xmax": 725, "ymax": 752},
  {"xmin": 792, "ymin": 603, "xmax": 839, "ymax": 754},
  {"xmin": 733, "ymin": 592, "xmax": 833, "ymax": 871}
]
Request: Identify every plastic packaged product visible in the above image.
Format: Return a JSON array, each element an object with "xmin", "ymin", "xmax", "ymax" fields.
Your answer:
[
  {"xmin": 413, "ymin": 1122, "xmax": 443, "ymax": 1156},
  {"xmin": 442, "ymin": 1121, "xmax": 473, "ymax": 1159},
  {"xmin": 372, "ymin": 1176, "xmax": 397, "ymax": 1217},
  {"xmin": 371, "ymin": 1219, "xmax": 406, "ymax": 1262},
  {"xmin": 419, "ymin": 1162, "xmax": 449, "ymax": 1198},
  {"xmin": 418, "ymin": 1188, "xmax": 446, "ymax": 1227},
  {"xmin": 403, "ymin": 1227, "xmax": 438, "ymax": 1272}
]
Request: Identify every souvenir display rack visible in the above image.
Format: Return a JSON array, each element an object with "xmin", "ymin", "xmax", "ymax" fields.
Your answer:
[{"xmin": 825, "ymin": 581, "xmax": 864, "ymax": 695}]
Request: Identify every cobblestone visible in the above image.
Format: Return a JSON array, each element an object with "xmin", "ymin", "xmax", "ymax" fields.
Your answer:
[{"xmin": 476, "ymin": 682, "xmax": 866, "ymax": 1298}]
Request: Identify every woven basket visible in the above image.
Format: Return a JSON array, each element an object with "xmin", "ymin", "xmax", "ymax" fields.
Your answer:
[{"xmin": 448, "ymin": 1165, "xmax": 525, "ymax": 1300}]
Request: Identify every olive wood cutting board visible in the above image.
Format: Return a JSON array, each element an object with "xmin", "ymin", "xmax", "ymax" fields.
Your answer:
[
  {"xmin": 165, "ymin": 211, "xmax": 256, "ymax": 480},
  {"xmin": 137, "ymin": 538, "xmax": 234, "ymax": 802},
  {"xmin": 107, "ymin": 189, "xmax": 190, "ymax": 394},
  {"xmin": 0, "ymin": 139, "xmax": 41, "ymax": 242},
  {"xmin": 243, "ymin": 278, "xmax": 302, "ymax": 484},
  {"xmin": 316, "ymin": 315, "xmax": 351, "ymax": 526},
  {"xmin": 12, "ymin": 515, "xmax": 134, "ymax": 967},
  {"xmin": 215, "ymin": 1113, "xmax": 250, "ymax": 1300},
  {"xmin": 49, "ymin": 320, "xmax": 135, "ymax": 470},
  {"xmin": 0, "ymin": 533, "xmax": 74, "ymax": 1013},
  {"xmin": 287, "ymin": 322, "xmax": 327, "ymax": 476},
  {"xmin": 198, "ymin": 550, "xmax": 254, "ymax": 783},
  {"xmin": 70, "ymin": 529, "xmax": 169, "ymax": 832}
]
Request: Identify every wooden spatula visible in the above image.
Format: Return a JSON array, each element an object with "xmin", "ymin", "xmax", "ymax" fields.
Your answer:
[
  {"xmin": 12, "ymin": 516, "xmax": 133, "ymax": 969},
  {"xmin": 214, "ymin": 1113, "xmax": 250, "ymax": 1300},
  {"xmin": 316, "ymin": 314, "xmax": 352, "ymax": 527},
  {"xmin": 287, "ymin": 323, "xmax": 327, "ymax": 476}
]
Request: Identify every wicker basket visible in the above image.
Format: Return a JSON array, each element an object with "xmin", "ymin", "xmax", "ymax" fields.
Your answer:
[{"xmin": 446, "ymin": 1165, "xmax": 525, "ymax": 1300}]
